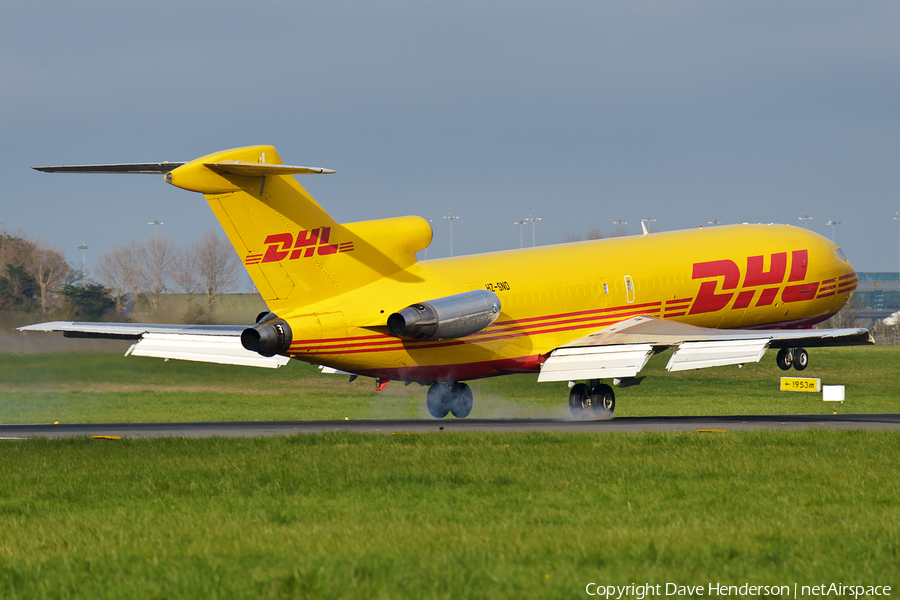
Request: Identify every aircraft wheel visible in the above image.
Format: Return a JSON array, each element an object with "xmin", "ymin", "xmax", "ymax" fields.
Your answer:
[
  {"xmin": 776, "ymin": 348, "xmax": 793, "ymax": 371},
  {"xmin": 426, "ymin": 383, "xmax": 451, "ymax": 419},
  {"xmin": 568, "ymin": 383, "xmax": 590, "ymax": 419},
  {"xmin": 590, "ymin": 384, "xmax": 616, "ymax": 415},
  {"xmin": 793, "ymin": 348, "xmax": 809, "ymax": 371},
  {"xmin": 448, "ymin": 382, "xmax": 474, "ymax": 418}
]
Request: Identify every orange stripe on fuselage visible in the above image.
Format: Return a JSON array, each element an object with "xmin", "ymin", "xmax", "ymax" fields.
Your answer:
[{"xmin": 289, "ymin": 301, "xmax": 665, "ymax": 355}]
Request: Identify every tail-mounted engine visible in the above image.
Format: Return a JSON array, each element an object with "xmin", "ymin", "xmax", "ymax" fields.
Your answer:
[
  {"xmin": 241, "ymin": 312, "xmax": 293, "ymax": 357},
  {"xmin": 387, "ymin": 290, "xmax": 501, "ymax": 340}
]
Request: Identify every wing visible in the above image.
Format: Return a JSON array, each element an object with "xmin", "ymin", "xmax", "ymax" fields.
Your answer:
[
  {"xmin": 537, "ymin": 316, "xmax": 872, "ymax": 382},
  {"xmin": 18, "ymin": 322, "xmax": 290, "ymax": 369}
]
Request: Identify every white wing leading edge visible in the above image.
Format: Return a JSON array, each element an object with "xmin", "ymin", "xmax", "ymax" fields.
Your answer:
[
  {"xmin": 18, "ymin": 322, "xmax": 290, "ymax": 369},
  {"xmin": 538, "ymin": 316, "xmax": 872, "ymax": 382}
]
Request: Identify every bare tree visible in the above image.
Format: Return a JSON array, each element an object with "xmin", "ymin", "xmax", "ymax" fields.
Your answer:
[
  {"xmin": 31, "ymin": 240, "xmax": 72, "ymax": 313},
  {"xmin": 193, "ymin": 230, "xmax": 240, "ymax": 306},
  {"xmin": 173, "ymin": 244, "xmax": 202, "ymax": 305},
  {"xmin": 139, "ymin": 234, "xmax": 176, "ymax": 308},
  {"xmin": 95, "ymin": 241, "xmax": 142, "ymax": 311},
  {"xmin": 563, "ymin": 227, "xmax": 603, "ymax": 243}
]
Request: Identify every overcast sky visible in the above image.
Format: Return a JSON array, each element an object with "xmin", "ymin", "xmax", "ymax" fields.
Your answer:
[{"xmin": 2, "ymin": 1, "xmax": 899, "ymax": 279}]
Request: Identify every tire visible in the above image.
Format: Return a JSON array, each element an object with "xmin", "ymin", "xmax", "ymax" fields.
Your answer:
[
  {"xmin": 568, "ymin": 383, "xmax": 590, "ymax": 419},
  {"xmin": 590, "ymin": 384, "xmax": 616, "ymax": 415},
  {"xmin": 793, "ymin": 348, "xmax": 809, "ymax": 371},
  {"xmin": 448, "ymin": 382, "xmax": 474, "ymax": 418},
  {"xmin": 426, "ymin": 383, "xmax": 451, "ymax": 418},
  {"xmin": 776, "ymin": 348, "xmax": 792, "ymax": 371}
]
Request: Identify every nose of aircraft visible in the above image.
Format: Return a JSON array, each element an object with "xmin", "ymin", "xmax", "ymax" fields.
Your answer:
[{"xmin": 811, "ymin": 232, "xmax": 859, "ymax": 315}]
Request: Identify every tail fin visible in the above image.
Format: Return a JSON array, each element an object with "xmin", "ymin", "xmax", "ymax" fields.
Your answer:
[{"xmin": 168, "ymin": 146, "xmax": 431, "ymax": 313}]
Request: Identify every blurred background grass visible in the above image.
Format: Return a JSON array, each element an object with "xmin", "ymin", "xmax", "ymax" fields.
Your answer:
[{"xmin": 1, "ymin": 346, "xmax": 897, "ymax": 424}]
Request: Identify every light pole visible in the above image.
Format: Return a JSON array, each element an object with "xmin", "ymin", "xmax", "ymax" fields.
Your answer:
[
  {"xmin": 826, "ymin": 220, "xmax": 840, "ymax": 242},
  {"xmin": 613, "ymin": 219, "xmax": 627, "ymax": 236},
  {"xmin": 525, "ymin": 216, "xmax": 541, "ymax": 247},
  {"xmin": 149, "ymin": 220, "xmax": 163, "ymax": 237},
  {"xmin": 513, "ymin": 220, "xmax": 525, "ymax": 248},
  {"xmin": 423, "ymin": 217, "xmax": 433, "ymax": 259},
  {"xmin": 798, "ymin": 214, "xmax": 812, "ymax": 229},
  {"xmin": 641, "ymin": 217, "xmax": 656, "ymax": 234},
  {"xmin": 443, "ymin": 214, "xmax": 459, "ymax": 257},
  {"xmin": 77, "ymin": 243, "xmax": 90, "ymax": 278}
]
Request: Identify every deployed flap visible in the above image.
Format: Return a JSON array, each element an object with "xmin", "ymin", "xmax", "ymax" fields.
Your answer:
[
  {"xmin": 127, "ymin": 333, "xmax": 289, "ymax": 368},
  {"xmin": 665, "ymin": 339, "xmax": 769, "ymax": 372},
  {"xmin": 538, "ymin": 344, "xmax": 655, "ymax": 382}
]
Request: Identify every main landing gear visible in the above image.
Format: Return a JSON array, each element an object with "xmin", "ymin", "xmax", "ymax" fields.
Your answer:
[
  {"xmin": 569, "ymin": 381, "xmax": 616, "ymax": 420},
  {"xmin": 776, "ymin": 347, "xmax": 809, "ymax": 371},
  {"xmin": 426, "ymin": 382, "xmax": 474, "ymax": 418}
]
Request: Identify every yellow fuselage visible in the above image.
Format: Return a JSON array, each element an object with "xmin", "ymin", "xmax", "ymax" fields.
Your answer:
[{"xmin": 280, "ymin": 224, "xmax": 857, "ymax": 383}]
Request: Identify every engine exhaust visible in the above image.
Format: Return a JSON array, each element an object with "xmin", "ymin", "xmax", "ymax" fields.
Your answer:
[{"xmin": 241, "ymin": 313, "xmax": 293, "ymax": 357}]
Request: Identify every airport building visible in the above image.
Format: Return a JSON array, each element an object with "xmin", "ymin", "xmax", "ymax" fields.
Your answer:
[
  {"xmin": 855, "ymin": 272, "xmax": 900, "ymax": 321},
  {"xmin": 850, "ymin": 273, "xmax": 899, "ymax": 345}
]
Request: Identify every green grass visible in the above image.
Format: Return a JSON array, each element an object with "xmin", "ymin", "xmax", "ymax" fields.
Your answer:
[
  {"xmin": 0, "ymin": 431, "xmax": 897, "ymax": 599},
  {"xmin": 1, "ymin": 346, "xmax": 898, "ymax": 424},
  {"xmin": 1, "ymin": 348, "xmax": 898, "ymax": 598}
]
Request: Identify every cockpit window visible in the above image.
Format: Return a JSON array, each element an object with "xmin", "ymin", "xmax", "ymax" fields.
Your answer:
[{"xmin": 836, "ymin": 247, "xmax": 847, "ymax": 262}]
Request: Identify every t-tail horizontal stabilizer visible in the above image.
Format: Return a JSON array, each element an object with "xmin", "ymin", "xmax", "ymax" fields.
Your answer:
[{"xmin": 33, "ymin": 161, "xmax": 335, "ymax": 176}]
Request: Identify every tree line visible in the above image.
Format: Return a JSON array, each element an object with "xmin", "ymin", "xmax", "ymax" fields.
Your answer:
[
  {"xmin": 95, "ymin": 230, "xmax": 242, "ymax": 312},
  {"xmin": 0, "ymin": 229, "xmax": 243, "ymax": 329}
]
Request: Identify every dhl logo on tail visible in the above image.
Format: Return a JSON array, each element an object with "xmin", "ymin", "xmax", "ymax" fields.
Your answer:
[{"xmin": 244, "ymin": 227, "xmax": 355, "ymax": 266}]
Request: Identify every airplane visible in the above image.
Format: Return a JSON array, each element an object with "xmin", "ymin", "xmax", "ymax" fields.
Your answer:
[{"xmin": 21, "ymin": 145, "xmax": 872, "ymax": 419}]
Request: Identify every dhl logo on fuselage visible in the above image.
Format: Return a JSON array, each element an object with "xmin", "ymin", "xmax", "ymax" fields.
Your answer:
[
  {"xmin": 689, "ymin": 249, "xmax": 856, "ymax": 315},
  {"xmin": 244, "ymin": 227, "xmax": 354, "ymax": 266}
]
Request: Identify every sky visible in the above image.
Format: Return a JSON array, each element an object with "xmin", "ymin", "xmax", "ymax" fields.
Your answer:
[{"xmin": 2, "ymin": 1, "xmax": 899, "ymax": 281}]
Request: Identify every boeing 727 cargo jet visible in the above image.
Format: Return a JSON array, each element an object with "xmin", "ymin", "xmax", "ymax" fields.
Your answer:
[{"xmin": 22, "ymin": 146, "xmax": 872, "ymax": 419}]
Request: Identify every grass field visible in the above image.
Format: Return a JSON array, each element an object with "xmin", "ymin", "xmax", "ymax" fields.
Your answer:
[
  {"xmin": 1, "ymin": 347, "xmax": 898, "ymax": 598},
  {"xmin": 1, "ymin": 346, "xmax": 898, "ymax": 424},
  {"xmin": 1, "ymin": 431, "xmax": 898, "ymax": 599}
]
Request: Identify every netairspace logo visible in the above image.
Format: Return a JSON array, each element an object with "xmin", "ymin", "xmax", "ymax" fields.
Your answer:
[{"xmin": 585, "ymin": 583, "xmax": 893, "ymax": 599}]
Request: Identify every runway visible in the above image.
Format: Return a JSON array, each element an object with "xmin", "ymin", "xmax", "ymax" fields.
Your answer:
[{"xmin": 1, "ymin": 413, "xmax": 899, "ymax": 439}]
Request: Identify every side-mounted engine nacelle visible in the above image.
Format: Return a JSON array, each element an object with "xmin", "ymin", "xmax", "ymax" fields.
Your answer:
[
  {"xmin": 241, "ymin": 311, "xmax": 293, "ymax": 357},
  {"xmin": 387, "ymin": 290, "xmax": 501, "ymax": 340}
]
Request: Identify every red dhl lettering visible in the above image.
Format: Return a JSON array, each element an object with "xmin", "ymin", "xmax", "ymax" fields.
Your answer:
[
  {"xmin": 689, "ymin": 250, "xmax": 839, "ymax": 315},
  {"xmin": 244, "ymin": 227, "xmax": 354, "ymax": 265}
]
